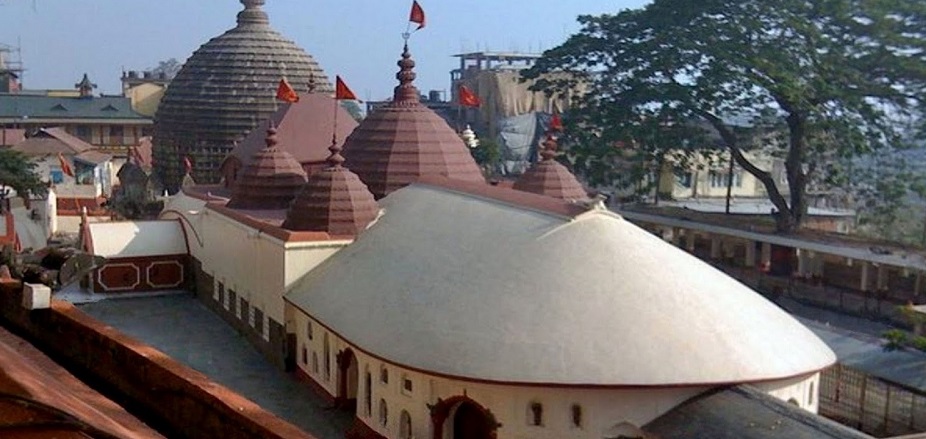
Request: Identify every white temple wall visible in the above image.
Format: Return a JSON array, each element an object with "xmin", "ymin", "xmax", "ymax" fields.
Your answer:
[{"xmin": 290, "ymin": 309, "xmax": 819, "ymax": 439}]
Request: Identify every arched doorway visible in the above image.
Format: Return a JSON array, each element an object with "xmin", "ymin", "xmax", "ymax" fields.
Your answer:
[
  {"xmin": 429, "ymin": 396, "xmax": 499, "ymax": 439},
  {"xmin": 452, "ymin": 401, "xmax": 493, "ymax": 439},
  {"xmin": 336, "ymin": 348, "xmax": 358, "ymax": 411}
]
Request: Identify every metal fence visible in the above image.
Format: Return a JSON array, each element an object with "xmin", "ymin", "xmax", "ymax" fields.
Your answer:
[{"xmin": 821, "ymin": 364, "xmax": 926, "ymax": 437}]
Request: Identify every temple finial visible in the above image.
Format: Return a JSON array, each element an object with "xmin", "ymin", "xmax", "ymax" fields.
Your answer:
[
  {"xmin": 393, "ymin": 43, "xmax": 419, "ymax": 103},
  {"xmin": 540, "ymin": 135, "xmax": 557, "ymax": 161},
  {"xmin": 238, "ymin": 0, "xmax": 269, "ymax": 25},
  {"xmin": 265, "ymin": 121, "xmax": 279, "ymax": 149}
]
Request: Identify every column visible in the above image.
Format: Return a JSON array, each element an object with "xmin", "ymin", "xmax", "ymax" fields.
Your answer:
[
  {"xmin": 760, "ymin": 242, "xmax": 771, "ymax": 270},
  {"xmin": 745, "ymin": 240, "xmax": 756, "ymax": 268},
  {"xmin": 685, "ymin": 231, "xmax": 696, "ymax": 253},
  {"xmin": 710, "ymin": 236, "xmax": 721, "ymax": 259},
  {"xmin": 876, "ymin": 264, "xmax": 888, "ymax": 291},
  {"xmin": 860, "ymin": 263, "xmax": 870, "ymax": 292}
]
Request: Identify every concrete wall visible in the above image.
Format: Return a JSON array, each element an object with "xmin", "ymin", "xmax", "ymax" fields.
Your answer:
[
  {"xmin": 0, "ymin": 280, "xmax": 315, "ymax": 439},
  {"xmin": 291, "ymin": 308, "xmax": 821, "ymax": 439}
]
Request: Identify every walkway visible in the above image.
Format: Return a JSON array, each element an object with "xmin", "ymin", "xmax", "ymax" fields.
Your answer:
[{"xmin": 78, "ymin": 293, "xmax": 352, "ymax": 439}]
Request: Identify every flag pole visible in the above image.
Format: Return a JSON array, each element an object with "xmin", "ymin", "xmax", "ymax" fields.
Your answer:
[{"xmin": 332, "ymin": 85, "xmax": 339, "ymax": 157}]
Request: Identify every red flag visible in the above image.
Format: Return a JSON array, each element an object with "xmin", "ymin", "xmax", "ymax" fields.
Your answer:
[
  {"xmin": 550, "ymin": 110, "xmax": 563, "ymax": 132},
  {"xmin": 276, "ymin": 78, "xmax": 300, "ymax": 103},
  {"xmin": 57, "ymin": 153, "xmax": 74, "ymax": 177},
  {"xmin": 183, "ymin": 156, "xmax": 192, "ymax": 175},
  {"xmin": 458, "ymin": 85, "xmax": 481, "ymax": 107},
  {"xmin": 335, "ymin": 75, "xmax": 358, "ymax": 101},
  {"xmin": 409, "ymin": 1, "xmax": 425, "ymax": 30}
]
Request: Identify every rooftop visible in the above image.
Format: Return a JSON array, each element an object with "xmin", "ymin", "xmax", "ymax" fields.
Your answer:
[
  {"xmin": 0, "ymin": 93, "xmax": 150, "ymax": 123},
  {"xmin": 286, "ymin": 178, "xmax": 835, "ymax": 385}
]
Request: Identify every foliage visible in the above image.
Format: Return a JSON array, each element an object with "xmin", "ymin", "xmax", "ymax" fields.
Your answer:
[
  {"xmin": 524, "ymin": 0, "xmax": 926, "ymax": 232},
  {"xmin": 882, "ymin": 329, "xmax": 908, "ymax": 351},
  {"xmin": 850, "ymin": 146, "xmax": 926, "ymax": 245},
  {"xmin": 150, "ymin": 58, "xmax": 182, "ymax": 79},
  {"xmin": 0, "ymin": 149, "xmax": 46, "ymax": 204},
  {"xmin": 469, "ymin": 138, "xmax": 502, "ymax": 177}
]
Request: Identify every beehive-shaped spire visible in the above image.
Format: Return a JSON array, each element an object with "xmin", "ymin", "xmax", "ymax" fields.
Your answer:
[
  {"xmin": 341, "ymin": 44, "xmax": 484, "ymax": 199},
  {"xmin": 152, "ymin": 0, "xmax": 332, "ymax": 191},
  {"xmin": 227, "ymin": 123, "xmax": 307, "ymax": 209},
  {"xmin": 513, "ymin": 134, "xmax": 588, "ymax": 201},
  {"xmin": 283, "ymin": 129, "xmax": 379, "ymax": 236}
]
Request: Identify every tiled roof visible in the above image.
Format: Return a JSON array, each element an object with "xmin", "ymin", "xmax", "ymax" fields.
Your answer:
[
  {"xmin": 342, "ymin": 45, "xmax": 484, "ymax": 199},
  {"xmin": 283, "ymin": 140, "xmax": 378, "ymax": 236},
  {"xmin": 226, "ymin": 125, "xmax": 307, "ymax": 210},
  {"xmin": 12, "ymin": 127, "xmax": 94, "ymax": 155},
  {"xmin": 0, "ymin": 93, "xmax": 149, "ymax": 121},
  {"xmin": 513, "ymin": 135, "xmax": 588, "ymax": 201}
]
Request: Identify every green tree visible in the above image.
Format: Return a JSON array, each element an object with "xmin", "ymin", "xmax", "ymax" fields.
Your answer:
[
  {"xmin": 0, "ymin": 149, "xmax": 46, "ymax": 207},
  {"xmin": 150, "ymin": 58, "xmax": 182, "ymax": 79},
  {"xmin": 525, "ymin": 0, "xmax": 926, "ymax": 232}
]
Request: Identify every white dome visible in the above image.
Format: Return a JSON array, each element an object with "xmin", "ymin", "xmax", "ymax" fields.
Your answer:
[{"xmin": 285, "ymin": 179, "xmax": 835, "ymax": 386}]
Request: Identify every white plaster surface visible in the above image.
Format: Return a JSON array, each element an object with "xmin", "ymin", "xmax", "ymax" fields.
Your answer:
[
  {"xmin": 88, "ymin": 220, "xmax": 187, "ymax": 258},
  {"xmin": 286, "ymin": 183, "xmax": 836, "ymax": 385}
]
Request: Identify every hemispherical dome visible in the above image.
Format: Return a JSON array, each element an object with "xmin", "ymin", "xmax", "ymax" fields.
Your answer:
[
  {"xmin": 153, "ymin": 0, "xmax": 332, "ymax": 191},
  {"xmin": 513, "ymin": 135, "xmax": 588, "ymax": 201},
  {"xmin": 342, "ymin": 45, "xmax": 484, "ymax": 199},
  {"xmin": 227, "ymin": 125, "xmax": 307, "ymax": 210}
]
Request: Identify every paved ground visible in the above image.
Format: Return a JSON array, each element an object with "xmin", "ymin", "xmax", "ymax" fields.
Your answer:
[
  {"xmin": 78, "ymin": 293, "xmax": 352, "ymax": 439},
  {"xmin": 780, "ymin": 296, "xmax": 926, "ymax": 392}
]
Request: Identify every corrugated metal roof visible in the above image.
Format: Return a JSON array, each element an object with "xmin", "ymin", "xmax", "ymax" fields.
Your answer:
[
  {"xmin": 645, "ymin": 385, "xmax": 872, "ymax": 438},
  {"xmin": 0, "ymin": 93, "xmax": 149, "ymax": 121}
]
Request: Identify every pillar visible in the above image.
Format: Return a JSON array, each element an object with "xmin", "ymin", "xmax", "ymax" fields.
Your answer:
[
  {"xmin": 710, "ymin": 236, "xmax": 721, "ymax": 259},
  {"xmin": 760, "ymin": 242, "xmax": 771, "ymax": 269},
  {"xmin": 876, "ymin": 264, "xmax": 888, "ymax": 291},
  {"xmin": 685, "ymin": 231, "xmax": 696, "ymax": 253},
  {"xmin": 744, "ymin": 240, "xmax": 756, "ymax": 268},
  {"xmin": 796, "ymin": 249, "xmax": 808, "ymax": 277},
  {"xmin": 860, "ymin": 263, "xmax": 870, "ymax": 292},
  {"xmin": 915, "ymin": 272, "xmax": 922, "ymax": 298}
]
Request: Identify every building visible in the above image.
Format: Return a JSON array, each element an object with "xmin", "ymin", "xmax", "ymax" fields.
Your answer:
[
  {"xmin": 11, "ymin": 127, "xmax": 113, "ymax": 232},
  {"xmin": 121, "ymin": 70, "xmax": 170, "ymax": 117},
  {"xmin": 0, "ymin": 74, "xmax": 152, "ymax": 157},
  {"xmin": 81, "ymin": 34, "xmax": 860, "ymax": 439},
  {"xmin": 219, "ymin": 93, "xmax": 358, "ymax": 189},
  {"xmin": 152, "ymin": 0, "xmax": 333, "ymax": 190}
]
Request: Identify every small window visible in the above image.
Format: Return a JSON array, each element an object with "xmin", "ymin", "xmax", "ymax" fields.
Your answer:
[
  {"xmin": 571, "ymin": 404, "xmax": 583, "ymax": 428},
  {"xmin": 529, "ymin": 402, "xmax": 543, "ymax": 426},
  {"xmin": 379, "ymin": 399, "xmax": 388, "ymax": 427},
  {"xmin": 364, "ymin": 370, "xmax": 373, "ymax": 416},
  {"xmin": 380, "ymin": 365, "xmax": 389, "ymax": 384},
  {"xmin": 75, "ymin": 125, "xmax": 91, "ymax": 142},
  {"xmin": 809, "ymin": 382, "xmax": 815, "ymax": 406},
  {"xmin": 677, "ymin": 172, "xmax": 692, "ymax": 188},
  {"xmin": 307, "ymin": 321, "xmax": 313, "ymax": 340},
  {"xmin": 109, "ymin": 125, "xmax": 124, "ymax": 143},
  {"xmin": 312, "ymin": 352, "xmax": 319, "ymax": 374},
  {"xmin": 402, "ymin": 376, "xmax": 413, "ymax": 393},
  {"xmin": 50, "ymin": 169, "xmax": 64, "ymax": 184},
  {"xmin": 323, "ymin": 333, "xmax": 331, "ymax": 379},
  {"xmin": 301, "ymin": 346, "xmax": 308, "ymax": 365}
]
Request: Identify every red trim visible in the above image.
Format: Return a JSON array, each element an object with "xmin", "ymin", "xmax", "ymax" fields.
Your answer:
[{"xmin": 284, "ymin": 298, "xmax": 830, "ymax": 390}]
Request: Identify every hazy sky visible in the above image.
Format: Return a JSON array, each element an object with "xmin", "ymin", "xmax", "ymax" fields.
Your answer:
[{"xmin": 0, "ymin": 0, "xmax": 648, "ymax": 100}]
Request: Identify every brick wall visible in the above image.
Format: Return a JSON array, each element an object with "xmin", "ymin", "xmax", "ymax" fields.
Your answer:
[{"xmin": 0, "ymin": 280, "xmax": 316, "ymax": 439}]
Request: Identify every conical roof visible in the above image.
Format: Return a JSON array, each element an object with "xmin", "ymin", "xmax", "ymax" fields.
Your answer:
[
  {"xmin": 342, "ymin": 44, "xmax": 484, "ymax": 199},
  {"xmin": 152, "ymin": 0, "xmax": 332, "ymax": 191},
  {"xmin": 513, "ymin": 134, "xmax": 588, "ymax": 201},
  {"xmin": 227, "ymin": 124, "xmax": 307, "ymax": 209},
  {"xmin": 283, "ymin": 135, "xmax": 379, "ymax": 236}
]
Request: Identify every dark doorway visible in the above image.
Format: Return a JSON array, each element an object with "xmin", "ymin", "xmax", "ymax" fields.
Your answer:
[
  {"xmin": 336, "ymin": 348, "xmax": 358, "ymax": 412},
  {"xmin": 452, "ymin": 401, "xmax": 493, "ymax": 439}
]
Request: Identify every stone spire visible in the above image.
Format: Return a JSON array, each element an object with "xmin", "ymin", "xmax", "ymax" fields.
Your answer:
[
  {"xmin": 227, "ymin": 120, "xmax": 308, "ymax": 209},
  {"xmin": 393, "ymin": 43, "xmax": 420, "ymax": 104},
  {"xmin": 237, "ymin": 0, "xmax": 269, "ymax": 26},
  {"xmin": 513, "ymin": 133, "xmax": 588, "ymax": 201},
  {"xmin": 283, "ymin": 130, "xmax": 379, "ymax": 236},
  {"xmin": 341, "ymin": 44, "xmax": 484, "ymax": 199}
]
